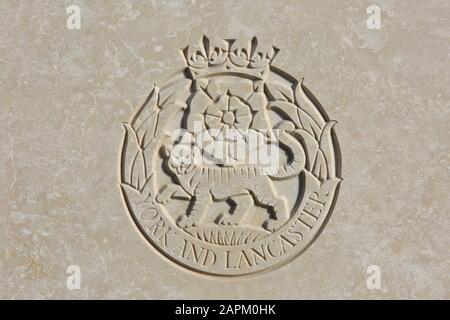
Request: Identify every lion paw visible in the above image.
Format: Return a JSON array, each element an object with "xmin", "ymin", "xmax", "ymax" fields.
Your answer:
[
  {"xmin": 263, "ymin": 218, "xmax": 283, "ymax": 232},
  {"xmin": 219, "ymin": 213, "xmax": 241, "ymax": 226},
  {"xmin": 177, "ymin": 215, "xmax": 200, "ymax": 228},
  {"xmin": 156, "ymin": 191, "xmax": 171, "ymax": 204}
]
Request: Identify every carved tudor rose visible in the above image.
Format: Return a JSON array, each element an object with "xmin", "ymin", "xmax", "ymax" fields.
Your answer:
[{"xmin": 120, "ymin": 36, "xmax": 341, "ymax": 276}]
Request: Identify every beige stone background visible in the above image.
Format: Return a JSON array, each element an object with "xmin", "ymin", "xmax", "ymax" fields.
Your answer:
[{"xmin": 1, "ymin": 0, "xmax": 449, "ymax": 299}]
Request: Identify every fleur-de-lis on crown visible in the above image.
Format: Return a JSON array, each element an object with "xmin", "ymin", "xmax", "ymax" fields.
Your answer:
[{"xmin": 182, "ymin": 36, "xmax": 279, "ymax": 80}]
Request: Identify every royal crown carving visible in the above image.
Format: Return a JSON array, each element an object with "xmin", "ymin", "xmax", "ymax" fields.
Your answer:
[{"xmin": 183, "ymin": 36, "xmax": 278, "ymax": 80}]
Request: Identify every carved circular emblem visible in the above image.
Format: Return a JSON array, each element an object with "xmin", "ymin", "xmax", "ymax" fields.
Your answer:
[{"xmin": 120, "ymin": 36, "xmax": 341, "ymax": 276}]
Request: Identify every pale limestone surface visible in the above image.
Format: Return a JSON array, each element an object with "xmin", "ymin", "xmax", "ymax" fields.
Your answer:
[{"xmin": 0, "ymin": 0, "xmax": 449, "ymax": 299}]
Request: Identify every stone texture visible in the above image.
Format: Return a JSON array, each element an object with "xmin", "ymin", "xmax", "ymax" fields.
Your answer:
[{"xmin": 0, "ymin": 0, "xmax": 448, "ymax": 299}]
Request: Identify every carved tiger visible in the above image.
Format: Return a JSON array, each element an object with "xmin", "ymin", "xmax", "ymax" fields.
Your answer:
[{"xmin": 156, "ymin": 122, "xmax": 305, "ymax": 231}]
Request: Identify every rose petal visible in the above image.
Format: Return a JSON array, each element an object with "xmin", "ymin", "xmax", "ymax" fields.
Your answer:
[
  {"xmin": 205, "ymin": 102, "xmax": 222, "ymax": 117},
  {"xmin": 235, "ymin": 112, "xmax": 252, "ymax": 130},
  {"xmin": 229, "ymin": 96, "xmax": 246, "ymax": 111},
  {"xmin": 205, "ymin": 114, "xmax": 222, "ymax": 130},
  {"xmin": 216, "ymin": 94, "xmax": 229, "ymax": 112}
]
